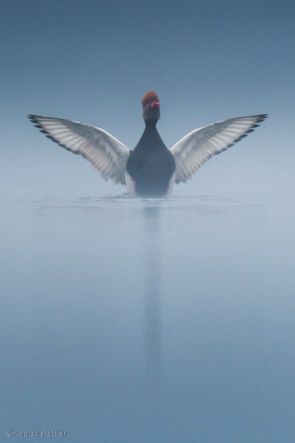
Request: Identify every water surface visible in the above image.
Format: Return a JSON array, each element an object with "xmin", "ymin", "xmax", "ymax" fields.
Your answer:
[{"xmin": 1, "ymin": 193, "xmax": 294, "ymax": 442}]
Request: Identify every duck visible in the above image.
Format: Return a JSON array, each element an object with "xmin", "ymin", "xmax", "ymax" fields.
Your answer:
[{"xmin": 28, "ymin": 91, "xmax": 267, "ymax": 197}]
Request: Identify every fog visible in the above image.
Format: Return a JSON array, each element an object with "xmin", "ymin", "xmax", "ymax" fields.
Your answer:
[
  {"xmin": 1, "ymin": 188, "xmax": 295, "ymax": 442},
  {"xmin": 1, "ymin": 0, "xmax": 295, "ymax": 441}
]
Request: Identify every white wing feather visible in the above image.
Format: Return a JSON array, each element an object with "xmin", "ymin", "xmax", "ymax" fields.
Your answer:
[
  {"xmin": 28, "ymin": 115, "xmax": 130, "ymax": 184},
  {"xmin": 171, "ymin": 114, "xmax": 267, "ymax": 183}
]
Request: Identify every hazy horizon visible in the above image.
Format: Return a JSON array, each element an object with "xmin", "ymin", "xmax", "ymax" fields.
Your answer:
[{"xmin": 1, "ymin": 2, "xmax": 295, "ymax": 443}]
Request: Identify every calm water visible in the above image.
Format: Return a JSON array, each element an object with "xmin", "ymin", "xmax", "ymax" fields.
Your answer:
[{"xmin": 1, "ymin": 193, "xmax": 295, "ymax": 442}]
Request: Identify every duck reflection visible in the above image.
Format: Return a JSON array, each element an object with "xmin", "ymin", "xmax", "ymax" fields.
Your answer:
[{"xmin": 143, "ymin": 204, "xmax": 162, "ymax": 385}]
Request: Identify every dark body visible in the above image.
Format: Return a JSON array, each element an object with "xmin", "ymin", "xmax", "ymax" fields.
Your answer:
[{"xmin": 126, "ymin": 120, "xmax": 176, "ymax": 197}]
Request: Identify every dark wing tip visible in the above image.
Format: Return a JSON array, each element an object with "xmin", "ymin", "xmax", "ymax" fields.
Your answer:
[
  {"xmin": 231, "ymin": 113, "xmax": 268, "ymax": 146},
  {"xmin": 28, "ymin": 114, "xmax": 44, "ymax": 126},
  {"xmin": 28, "ymin": 114, "xmax": 36, "ymax": 122},
  {"xmin": 28, "ymin": 114, "xmax": 59, "ymax": 123},
  {"xmin": 27, "ymin": 113, "xmax": 79, "ymax": 154},
  {"xmin": 256, "ymin": 113, "xmax": 268, "ymax": 123},
  {"xmin": 27, "ymin": 113, "xmax": 53, "ymax": 140}
]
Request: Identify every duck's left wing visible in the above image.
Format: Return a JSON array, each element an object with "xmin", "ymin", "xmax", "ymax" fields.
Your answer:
[
  {"xmin": 170, "ymin": 114, "xmax": 267, "ymax": 183},
  {"xmin": 28, "ymin": 115, "xmax": 130, "ymax": 184}
]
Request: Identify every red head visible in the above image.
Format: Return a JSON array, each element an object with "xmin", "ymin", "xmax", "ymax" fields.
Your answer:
[{"xmin": 141, "ymin": 90, "xmax": 160, "ymax": 122}]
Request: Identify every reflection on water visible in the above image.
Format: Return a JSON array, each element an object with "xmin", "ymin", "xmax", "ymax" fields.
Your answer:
[
  {"xmin": 1, "ymin": 193, "xmax": 295, "ymax": 443},
  {"xmin": 143, "ymin": 205, "xmax": 162, "ymax": 385}
]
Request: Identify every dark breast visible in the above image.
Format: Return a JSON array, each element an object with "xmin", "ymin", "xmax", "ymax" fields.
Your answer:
[{"xmin": 126, "ymin": 126, "xmax": 176, "ymax": 197}]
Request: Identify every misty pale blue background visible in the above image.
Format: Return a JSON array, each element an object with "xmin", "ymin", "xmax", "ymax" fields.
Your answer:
[{"xmin": 1, "ymin": 0, "xmax": 295, "ymax": 442}]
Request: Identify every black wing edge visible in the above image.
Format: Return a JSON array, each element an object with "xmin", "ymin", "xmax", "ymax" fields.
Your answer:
[
  {"xmin": 27, "ymin": 114, "xmax": 76, "ymax": 153},
  {"xmin": 226, "ymin": 113, "xmax": 268, "ymax": 148},
  {"xmin": 175, "ymin": 113, "xmax": 268, "ymax": 183}
]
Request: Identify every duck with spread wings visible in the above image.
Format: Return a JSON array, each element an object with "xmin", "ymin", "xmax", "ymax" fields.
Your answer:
[{"xmin": 29, "ymin": 91, "xmax": 267, "ymax": 197}]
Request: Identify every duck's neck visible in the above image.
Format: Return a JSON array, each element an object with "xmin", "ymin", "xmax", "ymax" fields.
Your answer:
[
  {"xmin": 134, "ymin": 118, "xmax": 165, "ymax": 152},
  {"xmin": 144, "ymin": 118, "xmax": 158, "ymax": 128},
  {"xmin": 142, "ymin": 119, "xmax": 160, "ymax": 141}
]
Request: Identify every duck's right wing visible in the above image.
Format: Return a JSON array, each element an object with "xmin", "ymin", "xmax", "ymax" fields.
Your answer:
[
  {"xmin": 28, "ymin": 115, "xmax": 130, "ymax": 184},
  {"xmin": 171, "ymin": 114, "xmax": 267, "ymax": 183}
]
